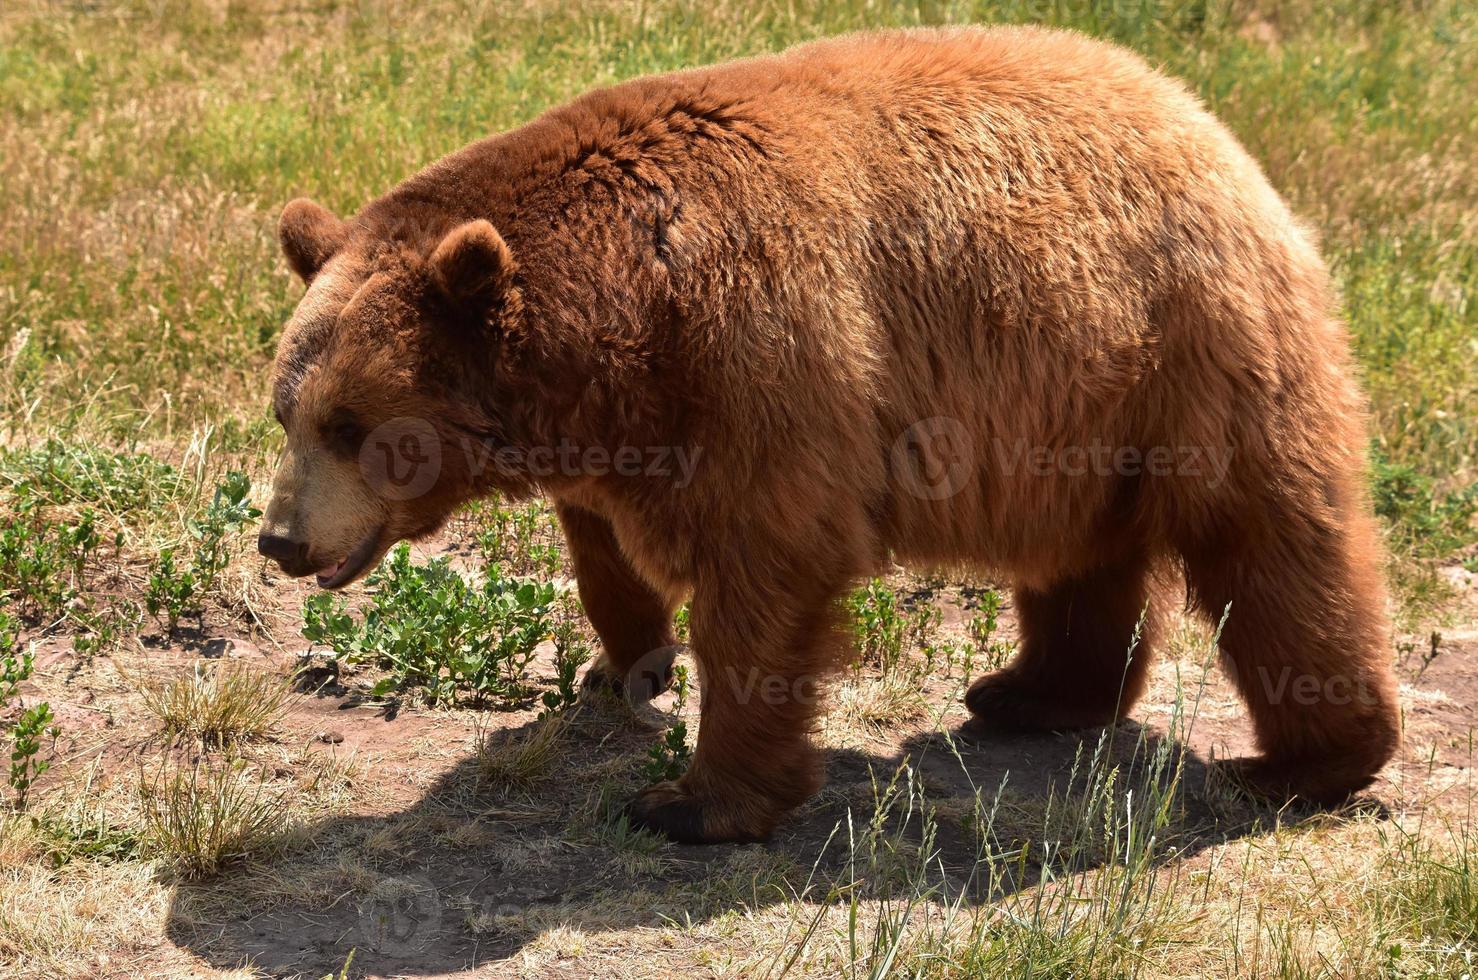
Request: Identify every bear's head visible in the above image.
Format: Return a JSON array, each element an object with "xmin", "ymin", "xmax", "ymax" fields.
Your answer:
[{"xmin": 257, "ymin": 198, "xmax": 524, "ymax": 589}]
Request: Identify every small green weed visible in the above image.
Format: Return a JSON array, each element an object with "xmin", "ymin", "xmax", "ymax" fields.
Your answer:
[
  {"xmin": 144, "ymin": 550, "xmax": 194, "ymax": 631},
  {"xmin": 838, "ymin": 579, "xmax": 942, "ymax": 729},
  {"xmin": 1, "ymin": 613, "xmax": 31, "ymax": 705},
  {"xmin": 320, "ymin": 950, "xmax": 356, "ymax": 980},
  {"xmin": 539, "ymin": 615, "xmax": 591, "ymax": 717},
  {"xmin": 144, "ymin": 470, "xmax": 260, "ymax": 631},
  {"xmin": 9, "ymin": 703, "xmax": 56, "ymax": 809},
  {"xmin": 848, "ymin": 578, "xmax": 939, "ymax": 674},
  {"xmin": 70, "ymin": 599, "xmax": 140, "ymax": 659},
  {"xmin": 1, "ymin": 614, "xmax": 58, "ymax": 809},
  {"xmin": 468, "ymin": 495, "xmax": 563, "ymax": 578},
  {"xmin": 0, "ymin": 498, "xmax": 101, "ymax": 623},
  {"xmin": 959, "ymin": 588, "xmax": 1012, "ymax": 677},
  {"xmin": 644, "ymin": 663, "xmax": 691, "ymax": 783}
]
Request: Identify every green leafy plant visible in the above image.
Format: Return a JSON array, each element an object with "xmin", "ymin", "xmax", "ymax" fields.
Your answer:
[
  {"xmin": 71, "ymin": 599, "xmax": 140, "ymax": 659},
  {"xmin": 1, "ymin": 613, "xmax": 31, "ymax": 705},
  {"xmin": 954, "ymin": 588, "xmax": 1012, "ymax": 677},
  {"xmin": 144, "ymin": 548, "xmax": 196, "ymax": 632},
  {"xmin": 191, "ymin": 470, "xmax": 261, "ymax": 580},
  {"xmin": 470, "ymin": 496, "xmax": 563, "ymax": 577},
  {"xmin": 540, "ymin": 617, "xmax": 591, "ymax": 718},
  {"xmin": 303, "ymin": 544, "xmax": 561, "ymax": 707},
  {"xmin": 9, "ymin": 702, "xmax": 56, "ymax": 809},
  {"xmin": 838, "ymin": 580, "xmax": 949, "ymax": 731},
  {"xmin": 847, "ymin": 578, "xmax": 939, "ymax": 674},
  {"xmin": 2, "ymin": 614, "xmax": 58, "ymax": 809},
  {"xmin": 145, "ymin": 471, "xmax": 260, "ymax": 631},
  {"xmin": 644, "ymin": 663, "xmax": 691, "ymax": 784},
  {"xmin": 0, "ymin": 498, "xmax": 101, "ymax": 623}
]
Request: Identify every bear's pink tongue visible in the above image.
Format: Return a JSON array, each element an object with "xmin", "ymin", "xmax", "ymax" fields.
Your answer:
[{"xmin": 317, "ymin": 558, "xmax": 346, "ymax": 584}]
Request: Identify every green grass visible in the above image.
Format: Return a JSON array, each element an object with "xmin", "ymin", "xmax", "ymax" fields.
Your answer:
[
  {"xmin": 777, "ymin": 621, "xmax": 1203, "ymax": 977},
  {"xmin": 0, "ymin": 441, "xmax": 182, "ymax": 513},
  {"xmin": 1, "ymin": 0, "xmax": 1472, "ymax": 608}
]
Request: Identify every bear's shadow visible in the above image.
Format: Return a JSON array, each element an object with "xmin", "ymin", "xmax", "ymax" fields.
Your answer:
[{"xmin": 162, "ymin": 710, "xmax": 1365, "ymax": 977}]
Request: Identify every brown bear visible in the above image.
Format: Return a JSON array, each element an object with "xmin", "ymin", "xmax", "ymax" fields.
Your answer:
[{"xmin": 258, "ymin": 26, "xmax": 1401, "ymax": 843}]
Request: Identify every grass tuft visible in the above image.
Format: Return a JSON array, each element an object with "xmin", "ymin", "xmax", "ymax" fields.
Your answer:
[
  {"xmin": 475, "ymin": 712, "xmax": 573, "ymax": 794},
  {"xmin": 136, "ymin": 758, "xmax": 290, "ymax": 880},
  {"xmin": 136, "ymin": 661, "xmax": 295, "ymax": 747}
]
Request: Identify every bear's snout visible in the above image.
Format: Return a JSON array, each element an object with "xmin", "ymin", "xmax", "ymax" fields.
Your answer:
[{"xmin": 257, "ymin": 531, "xmax": 311, "ymax": 574}]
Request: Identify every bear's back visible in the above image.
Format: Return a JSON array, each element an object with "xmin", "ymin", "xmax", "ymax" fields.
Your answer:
[{"xmin": 372, "ymin": 27, "xmax": 1324, "ymax": 545}]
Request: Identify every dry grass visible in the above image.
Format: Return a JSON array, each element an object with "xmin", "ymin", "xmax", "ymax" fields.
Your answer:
[
  {"xmin": 829, "ymin": 670, "xmax": 930, "ymax": 736},
  {"xmin": 135, "ymin": 660, "xmax": 296, "ymax": 747},
  {"xmin": 0, "ymin": 859, "xmax": 173, "ymax": 978},
  {"xmin": 475, "ymin": 711, "xmax": 574, "ymax": 794},
  {"xmin": 136, "ymin": 757, "xmax": 292, "ymax": 880}
]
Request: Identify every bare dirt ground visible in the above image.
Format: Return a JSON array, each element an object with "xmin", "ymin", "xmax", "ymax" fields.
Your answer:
[{"xmin": 13, "ymin": 531, "xmax": 1477, "ymax": 979}]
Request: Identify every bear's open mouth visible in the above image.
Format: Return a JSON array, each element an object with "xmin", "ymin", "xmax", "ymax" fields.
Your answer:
[{"xmin": 315, "ymin": 525, "xmax": 386, "ymax": 590}]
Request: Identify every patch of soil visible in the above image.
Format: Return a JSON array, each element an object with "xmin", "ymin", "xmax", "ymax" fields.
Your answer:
[{"xmin": 18, "ymin": 546, "xmax": 1478, "ymax": 978}]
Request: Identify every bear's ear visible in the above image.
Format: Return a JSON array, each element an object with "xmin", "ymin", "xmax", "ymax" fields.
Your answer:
[
  {"xmin": 429, "ymin": 220, "xmax": 517, "ymax": 318},
  {"xmin": 279, "ymin": 198, "xmax": 348, "ymax": 284}
]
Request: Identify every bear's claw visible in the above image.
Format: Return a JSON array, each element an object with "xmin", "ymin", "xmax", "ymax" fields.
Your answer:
[
  {"xmin": 625, "ymin": 781, "xmax": 768, "ymax": 845},
  {"xmin": 1211, "ymin": 756, "xmax": 1376, "ymax": 808},
  {"xmin": 963, "ymin": 669, "xmax": 1123, "ymax": 734},
  {"xmin": 581, "ymin": 653, "xmax": 675, "ymax": 704}
]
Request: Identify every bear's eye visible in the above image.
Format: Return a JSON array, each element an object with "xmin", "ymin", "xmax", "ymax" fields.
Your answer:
[{"xmin": 322, "ymin": 415, "xmax": 364, "ymax": 458}]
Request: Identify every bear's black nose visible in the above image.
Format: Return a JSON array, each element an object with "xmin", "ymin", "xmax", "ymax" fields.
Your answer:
[{"xmin": 257, "ymin": 532, "xmax": 308, "ymax": 565}]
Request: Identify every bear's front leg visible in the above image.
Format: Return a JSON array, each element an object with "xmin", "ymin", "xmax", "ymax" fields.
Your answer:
[
  {"xmin": 626, "ymin": 559, "xmax": 849, "ymax": 843},
  {"xmin": 556, "ymin": 503, "xmax": 683, "ymax": 703}
]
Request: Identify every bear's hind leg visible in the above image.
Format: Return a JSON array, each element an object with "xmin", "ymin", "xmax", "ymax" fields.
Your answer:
[
  {"xmin": 1182, "ymin": 490, "xmax": 1400, "ymax": 805},
  {"xmin": 965, "ymin": 552, "xmax": 1158, "ymax": 734},
  {"xmin": 556, "ymin": 503, "xmax": 681, "ymax": 703}
]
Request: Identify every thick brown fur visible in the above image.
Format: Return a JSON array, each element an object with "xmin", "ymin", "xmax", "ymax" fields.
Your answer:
[{"xmin": 261, "ymin": 26, "xmax": 1401, "ymax": 843}]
